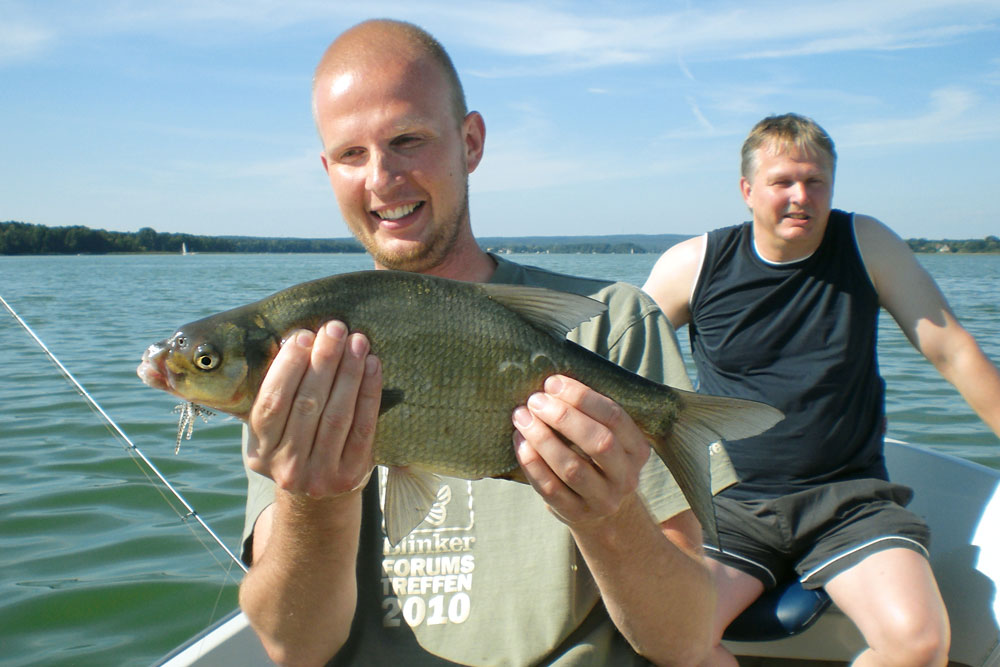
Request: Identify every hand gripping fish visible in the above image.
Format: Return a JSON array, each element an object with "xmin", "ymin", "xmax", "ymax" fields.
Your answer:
[{"xmin": 137, "ymin": 270, "xmax": 782, "ymax": 545}]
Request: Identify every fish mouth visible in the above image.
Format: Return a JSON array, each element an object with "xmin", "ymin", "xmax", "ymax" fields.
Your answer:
[{"xmin": 137, "ymin": 343, "xmax": 171, "ymax": 390}]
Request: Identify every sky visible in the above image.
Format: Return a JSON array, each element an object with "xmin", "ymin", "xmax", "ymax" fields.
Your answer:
[{"xmin": 3, "ymin": 0, "xmax": 999, "ymax": 240}]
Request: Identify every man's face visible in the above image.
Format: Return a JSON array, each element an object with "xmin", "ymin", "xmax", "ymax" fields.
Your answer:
[
  {"xmin": 315, "ymin": 57, "xmax": 483, "ymax": 272},
  {"xmin": 740, "ymin": 144, "xmax": 834, "ymax": 252}
]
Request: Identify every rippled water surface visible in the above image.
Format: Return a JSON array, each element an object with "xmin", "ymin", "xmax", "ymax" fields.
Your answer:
[{"xmin": 1, "ymin": 252, "xmax": 997, "ymax": 665}]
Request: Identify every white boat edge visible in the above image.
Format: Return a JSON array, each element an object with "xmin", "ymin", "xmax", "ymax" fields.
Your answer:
[
  {"xmin": 158, "ymin": 610, "xmax": 260, "ymax": 665},
  {"xmin": 158, "ymin": 439, "xmax": 1000, "ymax": 666}
]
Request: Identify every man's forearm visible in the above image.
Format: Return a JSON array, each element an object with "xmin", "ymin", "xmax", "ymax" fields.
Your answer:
[
  {"xmin": 937, "ymin": 331, "xmax": 1000, "ymax": 440},
  {"xmin": 571, "ymin": 495, "xmax": 715, "ymax": 667},
  {"xmin": 239, "ymin": 490, "xmax": 363, "ymax": 666}
]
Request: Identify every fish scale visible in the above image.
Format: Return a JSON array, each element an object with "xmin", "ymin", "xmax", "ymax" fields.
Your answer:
[{"xmin": 366, "ymin": 282, "xmax": 544, "ymax": 478}]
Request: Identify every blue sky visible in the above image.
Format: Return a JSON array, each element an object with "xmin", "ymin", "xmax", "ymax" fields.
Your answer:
[{"xmin": 3, "ymin": 1, "xmax": 999, "ymax": 240}]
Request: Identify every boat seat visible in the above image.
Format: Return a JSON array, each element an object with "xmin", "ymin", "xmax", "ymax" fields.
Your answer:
[{"xmin": 722, "ymin": 579, "xmax": 832, "ymax": 642}]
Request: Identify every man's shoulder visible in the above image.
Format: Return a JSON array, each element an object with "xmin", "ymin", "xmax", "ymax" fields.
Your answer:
[
  {"xmin": 491, "ymin": 253, "xmax": 613, "ymax": 294},
  {"xmin": 491, "ymin": 253, "xmax": 654, "ymax": 308},
  {"xmin": 708, "ymin": 221, "xmax": 749, "ymax": 238}
]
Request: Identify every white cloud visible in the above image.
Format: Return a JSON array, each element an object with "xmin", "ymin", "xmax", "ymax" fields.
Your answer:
[
  {"xmin": 0, "ymin": 21, "xmax": 53, "ymax": 64},
  {"xmin": 686, "ymin": 97, "xmax": 715, "ymax": 134},
  {"xmin": 840, "ymin": 86, "xmax": 1000, "ymax": 147},
  {"xmin": 447, "ymin": 1, "xmax": 1000, "ymax": 74},
  {"xmin": 9, "ymin": 0, "xmax": 998, "ymax": 72}
]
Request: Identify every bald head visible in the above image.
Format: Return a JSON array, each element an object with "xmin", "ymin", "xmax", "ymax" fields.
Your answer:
[{"xmin": 312, "ymin": 19, "xmax": 467, "ymax": 128}]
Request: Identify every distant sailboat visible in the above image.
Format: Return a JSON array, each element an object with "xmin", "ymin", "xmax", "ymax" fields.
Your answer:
[{"xmin": 181, "ymin": 242, "xmax": 189, "ymax": 255}]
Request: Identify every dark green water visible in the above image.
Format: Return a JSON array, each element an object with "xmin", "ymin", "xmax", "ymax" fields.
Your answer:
[{"xmin": 0, "ymin": 252, "xmax": 997, "ymax": 665}]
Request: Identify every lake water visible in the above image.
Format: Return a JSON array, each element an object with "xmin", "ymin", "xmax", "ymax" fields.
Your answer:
[{"xmin": 1, "ymin": 252, "xmax": 998, "ymax": 665}]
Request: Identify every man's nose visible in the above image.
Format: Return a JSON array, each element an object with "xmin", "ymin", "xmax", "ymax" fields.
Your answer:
[
  {"xmin": 789, "ymin": 181, "xmax": 808, "ymax": 204},
  {"xmin": 366, "ymin": 151, "xmax": 401, "ymax": 193}
]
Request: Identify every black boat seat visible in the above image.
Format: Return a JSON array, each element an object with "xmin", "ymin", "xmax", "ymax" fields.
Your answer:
[{"xmin": 722, "ymin": 579, "xmax": 832, "ymax": 642}]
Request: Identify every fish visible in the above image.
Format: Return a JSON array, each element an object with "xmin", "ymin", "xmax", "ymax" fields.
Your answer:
[{"xmin": 137, "ymin": 270, "xmax": 783, "ymax": 545}]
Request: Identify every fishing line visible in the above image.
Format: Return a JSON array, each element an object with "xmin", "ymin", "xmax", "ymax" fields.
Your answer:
[{"xmin": 0, "ymin": 293, "xmax": 248, "ymax": 574}]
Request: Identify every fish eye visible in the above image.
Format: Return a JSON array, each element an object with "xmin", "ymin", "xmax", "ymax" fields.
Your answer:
[{"xmin": 193, "ymin": 345, "xmax": 220, "ymax": 371}]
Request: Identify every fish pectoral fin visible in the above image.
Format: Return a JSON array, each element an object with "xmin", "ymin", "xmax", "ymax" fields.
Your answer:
[
  {"xmin": 479, "ymin": 283, "xmax": 607, "ymax": 338},
  {"xmin": 382, "ymin": 466, "xmax": 442, "ymax": 546},
  {"xmin": 379, "ymin": 388, "xmax": 405, "ymax": 415}
]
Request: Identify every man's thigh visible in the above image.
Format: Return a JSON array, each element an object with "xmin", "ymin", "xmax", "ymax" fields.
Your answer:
[{"xmin": 824, "ymin": 547, "xmax": 948, "ymax": 651}]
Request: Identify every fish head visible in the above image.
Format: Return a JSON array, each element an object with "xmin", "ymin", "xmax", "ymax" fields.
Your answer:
[{"xmin": 137, "ymin": 319, "xmax": 257, "ymax": 418}]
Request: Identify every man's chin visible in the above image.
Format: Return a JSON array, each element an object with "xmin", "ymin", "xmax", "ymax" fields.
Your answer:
[
  {"xmin": 370, "ymin": 240, "xmax": 443, "ymax": 273},
  {"xmin": 368, "ymin": 226, "xmax": 463, "ymax": 273}
]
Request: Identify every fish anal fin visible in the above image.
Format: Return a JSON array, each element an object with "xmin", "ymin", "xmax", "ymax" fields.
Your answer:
[
  {"xmin": 479, "ymin": 283, "xmax": 607, "ymax": 339},
  {"xmin": 382, "ymin": 466, "xmax": 442, "ymax": 546}
]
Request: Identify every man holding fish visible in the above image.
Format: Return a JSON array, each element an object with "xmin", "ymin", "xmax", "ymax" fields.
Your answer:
[
  {"xmin": 644, "ymin": 113, "xmax": 1000, "ymax": 665},
  {"xmin": 230, "ymin": 19, "xmax": 748, "ymax": 667}
]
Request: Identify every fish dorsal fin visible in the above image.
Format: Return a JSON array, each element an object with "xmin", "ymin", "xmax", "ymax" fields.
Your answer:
[
  {"xmin": 381, "ymin": 466, "xmax": 443, "ymax": 546},
  {"xmin": 480, "ymin": 283, "xmax": 607, "ymax": 338}
]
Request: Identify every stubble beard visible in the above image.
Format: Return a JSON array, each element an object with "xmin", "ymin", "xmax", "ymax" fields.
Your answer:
[{"xmin": 363, "ymin": 185, "xmax": 470, "ymax": 274}]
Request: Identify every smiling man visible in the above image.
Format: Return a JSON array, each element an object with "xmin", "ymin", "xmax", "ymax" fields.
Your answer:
[
  {"xmin": 313, "ymin": 30, "xmax": 489, "ymax": 280},
  {"xmin": 235, "ymin": 19, "xmax": 733, "ymax": 666},
  {"xmin": 644, "ymin": 113, "xmax": 1000, "ymax": 665}
]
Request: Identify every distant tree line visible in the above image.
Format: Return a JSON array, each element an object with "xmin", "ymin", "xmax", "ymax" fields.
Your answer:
[
  {"xmin": 484, "ymin": 242, "xmax": 648, "ymax": 254},
  {"xmin": 2, "ymin": 220, "xmax": 998, "ymax": 256},
  {"xmin": 907, "ymin": 236, "xmax": 1000, "ymax": 254},
  {"xmin": 0, "ymin": 221, "xmax": 364, "ymax": 255}
]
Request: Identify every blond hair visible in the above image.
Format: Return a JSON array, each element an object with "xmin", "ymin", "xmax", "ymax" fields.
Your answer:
[{"xmin": 741, "ymin": 113, "xmax": 836, "ymax": 181}]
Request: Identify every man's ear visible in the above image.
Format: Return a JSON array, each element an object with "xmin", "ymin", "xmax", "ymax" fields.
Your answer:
[
  {"xmin": 462, "ymin": 111, "xmax": 486, "ymax": 174},
  {"xmin": 739, "ymin": 176, "xmax": 752, "ymax": 207}
]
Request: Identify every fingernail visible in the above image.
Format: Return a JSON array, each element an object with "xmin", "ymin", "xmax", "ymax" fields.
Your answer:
[
  {"xmin": 545, "ymin": 376, "xmax": 564, "ymax": 394},
  {"xmin": 364, "ymin": 354, "xmax": 380, "ymax": 376},
  {"xmin": 324, "ymin": 320, "xmax": 347, "ymax": 339},
  {"xmin": 512, "ymin": 406, "xmax": 533, "ymax": 428},
  {"xmin": 349, "ymin": 333, "xmax": 369, "ymax": 357},
  {"xmin": 294, "ymin": 330, "xmax": 315, "ymax": 347},
  {"xmin": 527, "ymin": 392, "xmax": 548, "ymax": 411}
]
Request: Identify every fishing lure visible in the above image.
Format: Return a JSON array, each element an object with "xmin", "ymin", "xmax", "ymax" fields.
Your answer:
[{"xmin": 173, "ymin": 402, "xmax": 215, "ymax": 454}]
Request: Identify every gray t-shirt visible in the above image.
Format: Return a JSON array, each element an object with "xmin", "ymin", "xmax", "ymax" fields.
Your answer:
[{"xmin": 241, "ymin": 256, "xmax": 736, "ymax": 665}]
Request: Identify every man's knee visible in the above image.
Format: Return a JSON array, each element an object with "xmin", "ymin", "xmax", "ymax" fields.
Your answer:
[{"xmin": 874, "ymin": 607, "xmax": 950, "ymax": 666}]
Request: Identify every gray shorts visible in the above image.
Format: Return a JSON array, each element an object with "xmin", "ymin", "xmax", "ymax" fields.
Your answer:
[{"xmin": 705, "ymin": 479, "xmax": 931, "ymax": 590}]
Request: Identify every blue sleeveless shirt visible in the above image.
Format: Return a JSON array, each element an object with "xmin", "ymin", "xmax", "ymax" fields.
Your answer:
[{"xmin": 690, "ymin": 210, "xmax": 887, "ymax": 499}]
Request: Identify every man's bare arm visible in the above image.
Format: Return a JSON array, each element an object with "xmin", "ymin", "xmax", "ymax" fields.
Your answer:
[
  {"xmin": 238, "ymin": 323, "xmax": 382, "ymax": 665},
  {"xmin": 513, "ymin": 376, "xmax": 715, "ymax": 665},
  {"xmin": 642, "ymin": 235, "xmax": 706, "ymax": 329},
  {"xmin": 857, "ymin": 215, "xmax": 1000, "ymax": 439}
]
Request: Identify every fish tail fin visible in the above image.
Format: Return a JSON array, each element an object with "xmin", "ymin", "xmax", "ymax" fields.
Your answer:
[{"xmin": 650, "ymin": 391, "xmax": 783, "ymax": 547}]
